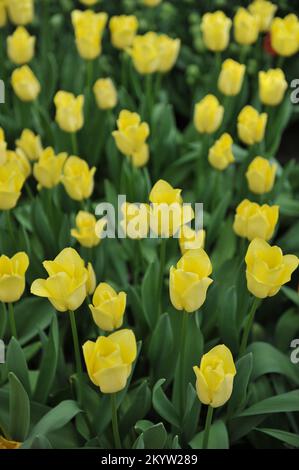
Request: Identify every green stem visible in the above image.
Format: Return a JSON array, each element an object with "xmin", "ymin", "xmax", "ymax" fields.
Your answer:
[
  {"xmin": 202, "ymin": 405, "xmax": 214, "ymax": 449},
  {"xmin": 111, "ymin": 393, "xmax": 122, "ymax": 449},
  {"xmin": 86, "ymin": 60, "xmax": 94, "ymax": 91},
  {"xmin": 68, "ymin": 310, "xmax": 83, "ymax": 378},
  {"xmin": 71, "ymin": 132, "xmax": 79, "ymax": 155},
  {"xmin": 157, "ymin": 238, "xmax": 167, "ymax": 316},
  {"xmin": 145, "ymin": 74, "xmax": 153, "ymax": 121},
  {"xmin": 276, "ymin": 56, "xmax": 285, "ymax": 69},
  {"xmin": 5, "ymin": 210, "xmax": 15, "ymax": 245},
  {"xmin": 179, "ymin": 310, "xmax": 188, "ymax": 418},
  {"xmin": 239, "ymin": 297, "xmax": 260, "ymax": 356},
  {"xmin": 8, "ymin": 303, "xmax": 17, "ymax": 338}
]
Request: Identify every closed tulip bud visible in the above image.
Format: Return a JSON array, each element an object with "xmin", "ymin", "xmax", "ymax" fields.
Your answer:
[
  {"xmin": 113, "ymin": 110, "xmax": 150, "ymax": 167},
  {"xmin": 193, "ymin": 344, "xmax": 236, "ymax": 408},
  {"xmin": 121, "ymin": 202, "xmax": 150, "ymax": 239},
  {"xmin": 156, "ymin": 34, "xmax": 180, "ymax": 73},
  {"xmin": 71, "ymin": 10, "xmax": 107, "ymax": 60},
  {"xmin": 248, "ymin": 0, "xmax": 277, "ymax": 32},
  {"xmin": 7, "ymin": 0, "xmax": 34, "ymax": 25},
  {"xmin": 16, "ymin": 129, "xmax": 43, "ymax": 161},
  {"xmin": 245, "ymin": 238, "xmax": 298, "ymax": 298},
  {"xmin": 233, "ymin": 199, "xmax": 279, "ymax": 241},
  {"xmin": 130, "ymin": 32, "xmax": 160, "ymax": 74},
  {"xmin": 237, "ymin": 105, "xmax": 267, "ymax": 146},
  {"xmin": 179, "ymin": 226, "xmax": 205, "ymax": 254},
  {"xmin": 246, "ymin": 156, "xmax": 276, "ymax": 194},
  {"xmin": 86, "ymin": 262, "xmax": 96, "ymax": 295},
  {"xmin": 62, "ymin": 156, "xmax": 96, "ymax": 201},
  {"xmin": 194, "ymin": 95, "xmax": 224, "ymax": 134},
  {"xmin": 93, "ymin": 78, "xmax": 117, "ymax": 110},
  {"xmin": 31, "ymin": 248, "xmax": 88, "ymax": 312},
  {"xmin": 218, "ymin": 59, "xmax": 245, "ymax": 96},
  {"xmin": 201, "ymin": 11, "xmax": 232, "ymax": 52},
  {"xmin": 0, "ymin": 161, "xmax": 25, "ymax": 210},
  {"xmin": 271, "ymin": 14, "xmax": 299, "ymax": 57},
  {"xmin": 89, "ymin": 283, "xmax": 126, "ymax": 331},
  {"xmin": 259, "ymin": 68, "xmax": 287, "ymax": 106},
  {"xmin": 170, "ymin": 249, "xmax": 213, "ymax": 312},
  {"xmin": 6, "ymin": 149, "xmax": 31, "ymax": 180},
  {"xmin": 33, "ymin": 147, "xmax": 67, "ymax": 189},
  {"xmin": 0, "ymin": 436, "xmax": 21, "ymax": 449},
  {"xmin": 0, "ymin": 0, "xmax": 7, "ymax": 28},
  {"xmin": 11, "ymin": 65, "xmax": 40, "ymax": 102},
  {"xmin": 83, "ymin": 329, "xmax": 137, "ymax": 393},
  {"xmin": 109, "ymin": 15, "xmax": 138, "ymax": 50},
  {"xmin": 143, "ymin": 0, "xmax": 162, "ymax": 6},
  {"xmin": 208, "ymin": 133, "xmax": 235, "ymax": 170},
  {"xmin": 54, "ymin": 91, "xmax": 84, "ymax": 133},
  {"xmin": 0, "ymin": 252, "xmax": 29, "ymax": 303},
  {"xmin": 71, "ymin": 211, "xmax": 105, "ymax": 248},
  {"xmin": 7, "ymin": 27, "xmax": 35, "ymax": 65},
  {"xmin": 234, "ymin": 8, "xmax": 259, "ymax": 45}
]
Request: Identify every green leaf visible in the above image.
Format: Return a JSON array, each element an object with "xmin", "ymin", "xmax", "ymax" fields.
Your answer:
[
  {"xmin": 26, "ymin": 434, "xmax": 52, "ymax": 449},
  {"xmin": 149, "ymin": 313, "xmax": 175, "ymax": 381},
  {"xmin": 141, "ymin": 260, "xmax": 159, "ymax": 330},
  {"xmin": 219, "ymin": 285, "xmax": 239, "ymax": 353},
  {"xmin": 7, "ymin": 337, "xmax": 31, "ymax": 396},
  {"xmin": 281, "ymin": 286, "xmax": 299, "ymax": 307},
  {"xmin": 255, "ymin": 428, "xmax": 299, "ymax": 448},
  {"xmin": 227, "ymin": 353, "xmax": 253, "ymax": 417},
  {"xmin": 189, "ymin": 420, "xmax": 229, "ymax": 449},
  {"xmin": 207, "ymin": 191, "xmax": 231, "ymax": 247},
  {"xmin": 275, "ymin": 308, "xmax": 299, "ymax": 351},
  {"xmin": 236, "ymin": 390, "xmax": 299, "ymax": 417},
  {"xmin": 135, "ymin": 422, "xmax": 167, "ymax": 450},
  {"xmin": 119, "ymin": 381, "xmax": 151, "ymax": 436},
  {"xmin": 152, "ymin": 379, "xmax": 180, "ymax": 428},
  {"xmin": 14, "ymin": 297, "xmax": 55, "ymax": 346},
  {"xmin": 9, "ymin": 372, "xmax": 30, "ymax": 441},
  {"xmin": 182, "ymin": 383, "xmax": 201, "ymax": 443}
]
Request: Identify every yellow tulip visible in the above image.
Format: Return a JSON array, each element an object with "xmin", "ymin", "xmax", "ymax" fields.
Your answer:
[
  {"xmin": 16, "ymin": 129, "xmax": 43, "ymax": 161},
  {"xmin": 193, "ymin": 344, "xmax": 236, "ymax": 408},
  {"xmin": 86, "ymin": 262, "xmax": 96, "ymax": 295},
  {"xmin": 0, "ymin": 436, "xmax": 21, "ymax": 449},
  {"xmin": 121, "ymin": 202, "xmax": 150, "ymax": 239},
  {"xmin": 0, "ymin": 0, "xmax": 7, "ymax": 28},
  {"xmin": 71, "ymin": 211, "xmax": 105, "ymax": 248},
  {"xmin": 271, "ymin": 14, "xmax": 299, "ymax": 57},
  {"xmin": 143, "ymin": 0, "xmax": 162, "ymax": 6},
  {"xmin": 0, "ymin": 161, "xmax": 25, "ymax": 210},
  {"xmin": 31, "ymin": 248, "xmax": 89, "ymax": 312},
  {"xmin": 156, "ymin": 34, "xmax": 180, "ymax": 73},
  {"xmin": 89, "ymin": 283, "xmax": 126, "ymax": 331},
  {"xmin": 129, "ymin": 32, "xmax": 160, "ymax": 75},
  {"xmin": 0, "ymin": 252, "xmax": 29, "ymax": 303},
  {"xmin": 179, "ymin": 226, "xmax": 206, "ymax": 255},
  {"xmin": 71, "ymin": 9, "xmax": 108, "ymax": 60},
  {"xmin": 194, "ymin": 95, "xmax": 224, "ymax": 134},
  {"xmin": 248, "ymin": 0, "xmax": 277, "ymax": 32},
  {"xmin": 259, "ymin": 69, "xmax": 288, "ymax": 106},
  {"xmin": 33, "ymin": 147, "xmax": 67, "ymax": 190},
  {"xmin": 234, "ymin": 8, "xmax": 259, "ymax": 45},
  {"xmin": 0, "ymin": 128, "xmax": 7, "ymax": 164},
  {"xmin": 201, "ymin": 11, "xmax": 232, "ymax": 52},
  {"xmin": 237, "ymin": 105, "xmax": 267, "ymax": 146},
  {"xmin": 149, "ymin": 179, "xmax": 182, "ymax": 205},
  {"xmin": 218, "ymin": 59, "xmax": 246, "ymax": 96},
  {"xmin": 6, "ymin": 149, "xmax": 31, "ymax": 180},
  {"xmin": 62, "ymin": 156, "xmax": 96, "ymax": 201},
  {"xmin": 208, "ymin": 133, "xmax": 234, "ymax": 170},
  {"xmin": 112, "ymin": 110, "xmax": 150, "ymax": 168},
  {"xmin": 109, "ymin": 15, "xmax": 138, "ymax": 50},
  {"xmin": 7, "ymin": 26, "xmax": 35, "ymax": 65},
  {"xmin": 245, "ymin": 238, "xmax": 298, "ymax": 298},
  {"xmin": 93, "ymin": 78, "xmax": 118, "ymax": 110},
  {"xmin": 7, "ymin": 0, "xmax": 34, "ymax": 25},
  {"xmin": 83, "ymin": 329, "xmax": 137, "ymax": 393},
  {"xmin": 170, "ymin": 249, "xmax": 213, "ymax": 312},
  {"xmin": 246, "ymin": 156, "xmax": 276, "ymax": 194},
  {"xmin": 11, "ymin": 65, "xmax": 40, "ymax": 102},
  {"xmin": 54, "ymin": 91, "xmax": 84, "ymax": 133},
  {"xmin": 233, "ymin": 199, "xmax": 279, "ymax": 241}
]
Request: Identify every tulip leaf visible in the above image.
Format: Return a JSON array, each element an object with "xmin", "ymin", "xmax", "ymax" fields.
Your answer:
[
  {"xmin": 189, "ymin": 420, "xmax": 229, "ymax": 449},
  {"xmin": 14, "ymin": 297, "xmax": 55, "ymax": 346},
  {"xmin": 25, "ymin": 434, "xmax": 53, "ymax": 449},
  {"xmin": 207, "ymin": 191, "xmax": 231, "ymax": 247},
  {"xmin": 9, "ymin": 372, "xmax": 30, "ymax": 442},
  {"xmin": 275, "ymin": 308, "xmax": 299, "ymax": 351},
  {"xmin": 255, "ymin": 428, "xmax": 299, "ymax": 448},
  {"xmin": 7, "ymin": 337, "xmax": 31, "ymax": 397},
  {"xmin": 227, "ymin": 353, "xmax": 253, "ymax": 418},
  {"xmin": 141, "ymin": 260, "xmax": 159, "ymax": 330},
  {"xmin": 281, "ymin": 286, "xmax": 299, "ymax": 307},
  {"xmin": 119, "ymin": 380, "xmax": 151, "ymax": 436},
  {"xmin": 149, "ymin": 313, "xmax": 175, "ymax": 382},
  {"xmin": 0, "ymin": 302, "xmax": 7, "ymax": 339},
  {"xmin": 182, "ymin": 383, "xmax": 201, "ymax": 443},
  {"xmin": 236, "ymin": 390, "xmax": 299, "ymax": 417},
  {"xmin": 135, "ymin": 421, "xmax": 167, "ymax": 450},
  {"xmin": 152, "ymin": 379, "xmax": 180, "ymax": 428},
  {"xmin": 219, "ymin": 285, "xmax": 239, "ymax": 353}
]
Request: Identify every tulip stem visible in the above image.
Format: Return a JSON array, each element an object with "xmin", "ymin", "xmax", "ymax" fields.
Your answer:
[
  {"xmin": 8, "ymin": 303, "xmax": 17, "ymax": 339},
  {"xmin": 179, "ymin": 310, "xmax": 188, "ymax": 418},
  {"xmin": 71, "ymin": 132, "xmax": 79, "ymax": 155},
  {"xmin": 202, "ymin": 405, "xmax": 213, "ymax": 449},
  {"xmin": 157, "ymin": 238, "xmax": 167, "ymax": 316},
  {"xmin": 68, "ymin": 310, "xmax": 83, "ymax": 379},
  {"xmin": 239, "ymin": 297, "xmax": 260, "ymax": 356},
  {"xmin": 111, "ymin": 393, "xmax": 122, "ymax": 449}
]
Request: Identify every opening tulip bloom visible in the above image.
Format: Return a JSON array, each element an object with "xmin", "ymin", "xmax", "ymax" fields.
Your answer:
[
  {"xmin": 270, "ymin": 14, "xmax": 299, "ymax": 57},
  {"xmin": 93, "ymin": 78, "xmax": 118, "ymax": 110},
  {"xmin": 31, "ymin": 248, "xmax": 89, "ymax": 312},
  {"xmin": 0, "ymin": 161, "xmax": 25, "ymax": 210},
  {"xmin": 89, "ymin": 283, "xmax": 127, "ymax": 331},
  {"xmin": 109, "ymin": 15, "xmax": 138, "ymax": 50},
  {"xmin": 170, "ymin": 249, "xmax": 213, "ymax": 313},
  {"xmin": 193, "ymin": 345, "xmax": 236, "ymax": 408},
  {"xmin": 54, "ymin": 91, "xmax": 84, "ymax": 134},
  {"xmin": 62, "ymin": 156, "xmax": 96, "ymax": 201},
  {"xmin": 237, "ymin": 106, "xmax": 267, "ymax": 146},
  {"xmin": 7, "ymin": 26, "xmax": 35, "ymax": 65},
  {"xmin": 0, "ymin": 252, "xmax": 29, "ymax": 303},
  {"xmin": 83, "ymin": 329, "xmax": 137, "ymax": 393},
  {"xmin": 201, "ymin": 11, "xmax": 232, "ymax": 52},
  {"xmin": 33, "ymin": 147, "xmax": 67, "ymax": 189},
  {"xmin": 71, "ymin": 211, "xmax": 106, "ymax": 248},
  {"xmin": 194, "ymin": 95, "xmax": 224, "ymax": 134},
  {"xmin": 11, "ymin": 65, "xmax": 40, "ymax": 102},
  {"xmin": 218, "ymin": 59, "xmax": 245, "ymax": 96},
  {"xmin": 208, "ymin": 133, "xmax": 235, "ymax": 170},
  {"xmin": 246, "ymin": 156, "xmax": 276, "ymax": 194},
  {"xmin": 16, "ymin": 129, "xmax": 43, "ymax": 161},
  {"xmin": 234, "ymin": 8, "xmax": 259, "ymax": 45},
  {"xmin": 259, "ymin": 69, "xmax": 288, "ymax": 106},
  {"xmin": 245, "ymin": 238, "xmax": 298, "ymax": 298},
  {"xmin": 7, "ymin": 0, "xmax": 34, "ymax": 25},
  {"xmin": 233, "ymin": 199, "xmax": 279, "ymax": 241},
  {"xmin": 248, "ymin": 0, "xmax": 277, "ymax": 32},
  {"xmin": 71, "ymin": 9, "xmax": 108, "ymax": 60}
]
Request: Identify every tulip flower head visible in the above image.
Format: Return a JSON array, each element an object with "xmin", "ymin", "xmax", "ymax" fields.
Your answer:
[
  {"xmin": 71, "ymin": 211, "xmax": 106, "ymax": 248},
  {"xmin": 233, "ymin": 199, "xmax": 279, "ymax": 242},
  {"xmin": 208, "ymin": 133, "xmax": 235, "ymax": 171},
  {"xmin": 201, "ymin": 11, "xmax": 232, "ymax": 52},
  {"xmin": 246, "ymin": 157, "xmax": 276, "ymax": 194},
  {"xmin": 93, "ymin": 78, "xmax": 118, "ymax": 110},
  {"xmin": 16, "ymin": 129, "xmax": 42, "ymax": 161},
  {"xmin": 259, "ymin": 68, "xmax": 288, "ymax": 106},
  {"xmin": 194, "ymin": 95, "xmax": 224, "ymax": 134},
  {"xmin": 248, "ymin": 0, "xmax": 277, "ymax": 32},
  {"xmin": 0, "ymin": 160, "xmax": 25, "ymax": 210},
  {"xmin": 109, "ymin": 15, "xmax": 138, "ymax": 50},
  {"xmin": 71, "ymin": 9, "xmax": 108, "ymax": 60},
  {"xmin": 33, "ymin": 147, "xmax": 67, "ymax": 190},
  {"xmin": 0, "ymin": 252, "xmax": 29, "ymax": 303},
  {"xmin": 270, "ymin": 14, "xmax": 299, "ymax": 57},
  {"xmin": 62, "ymin": 156, "xmax": 96, "ymax": 201},
  {"xmin": 89, "ymin": 283, "xmax": 127, "ymax": 331},
  {"xmin": 218, "ymin": 59, "xmax": 246, "ymax": 96},
  {"xmin": 7, "ymin": 26, "xmax": 35, "ymax": 65},
  {"xmin": 237, "ymin": 106, "xmax": 267, "ymax": 146},
  {"xmin": 234, "ymin": 7, "xmax": 259, "ymax": 45},
  {"xmin": 54, "ymin": 91, "xmax": 84, "ymax": 134},
  {"xmin": 7, "ymin": 0, "xmax": 34, "ymax": 26},
  {"xmin": 11, "ymin": 65, "xmax": 40, "ymax": 102}
]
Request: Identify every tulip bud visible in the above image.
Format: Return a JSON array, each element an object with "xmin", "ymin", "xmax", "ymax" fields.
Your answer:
[
  {"xmin": 0, "ymin": 161, "xmax": 25, "ymax": 210},
  {"xmin": 89, "ymin": 283, "xmax": 127, "ymax": 331},
  {"xmin": 201, "ymin": 11, "xmax": 232, "ymax": 52},
  {"xmin": 233, "ymin": 199, "xmax": 279, "ymax": 241},
  {"xmin": 6, "ymin": 149, "xmax": 31, "ymax": 180},
  {"xmin": 7, "ymin": 0, "xmax": 34, "ymax": 26},
  {"xmin": 130, "ymin": 32, "xmax": 160, "ymax": 74},
  {"xmin": 246, "ymin": 156, "xmax": 276, "ymax": 194},
  {"xmin": 109, "ymin": 15, "xmax": 138, "ymax": 50},
  {"xmin": 218, "ymin": 59, "xmax": 245, "ymax": 96},
  {"xmin": 156, "ymin": 34, "xmax": 180, "ymax": 73},
  {"xmin": 54, "ymin": 91, "xmax": 84, "ymax": 133},
  {"xmin": 259, "ymin": 68, "xmax": 288, "ymax": 106},
  {"xmin": 248, "ymin": 0, "xmax": 277, "ymax": 32},
  {"xmin": 33, "ymin": 147, "xmax": 67, "ymax": 189},
  {"xmin": 245, "ymin": 238, "xmax": 298, "ymax": 298},
  {"xmin": 93, "ymin": 78, "xmax": 118, "ymax": 110},
  {"xmin": 62, "ymin": 156, "xmax": 96, "ymax": 201},
  {"xmin": 237, "ymin": 105, "xmax": 267, "ymax": 146},
  {"xmin": 270, "ymin": 14, "xmax": 299, "ymax": 57},
  {"xmin": 208, "ymin": 133, "xmax": 235, "ymax": 170},
  {"xmin": 16, "ymin": 129, "xmax": 43, "ymax": 161},
  {"xmin": 71, "ymin": 9, "xmax": 108, "ymax": 60},
  {"xmin": 83, "ymin": 329, "xmax": 137, "ymax": 393},
  {"xmin": 194, "ymin": 95, "xmax": 224, "ymax": 134},
  {"xmin": 234, "ymin": 8, "xmax": 259, "ymax": 45},
  {"xmin": 7, "ymin": 26, "xmax": 35, "ymax": 65},
  {"xmin": 71, "ymin": 211, "xmax": 106, "ymax": 248},
  {"xmin": 0, "ymin": 252, "xmax": 29, "ymax": 303},
  {"xmin": 11, "ymin": 65, "xmax": 40, "ymax": 102},
  {"xmin": 193, "ymin": 345, "xmax": 236, "ymax": 408},
  {"xmin": 179, "ymin": 226, "xmax": 205, "ymax": 255},
  {"xmin": 86, "ymin": 262, "xmax": 96, "ymax": 295}
]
